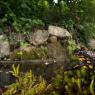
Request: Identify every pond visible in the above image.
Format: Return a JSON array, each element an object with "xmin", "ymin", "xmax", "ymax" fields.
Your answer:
[{"xmin": 0, "ymin": 59, "xmax": 66, "ymax": 87}]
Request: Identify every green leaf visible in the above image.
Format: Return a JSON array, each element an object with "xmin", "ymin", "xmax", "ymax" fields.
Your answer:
[{"xmin": 90, "ymin": 79, "xmax": 94, "ymax": 95}]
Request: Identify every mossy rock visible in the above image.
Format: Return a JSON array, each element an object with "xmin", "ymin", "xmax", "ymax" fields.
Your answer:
[{"xmin": 47, "ymin": 36, "xmax": 67, "ymax": 59}]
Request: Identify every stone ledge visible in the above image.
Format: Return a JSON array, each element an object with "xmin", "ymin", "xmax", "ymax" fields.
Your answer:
[{"xmin": 0, "ymin": 59, "xmax": 65, "ymax": 65}]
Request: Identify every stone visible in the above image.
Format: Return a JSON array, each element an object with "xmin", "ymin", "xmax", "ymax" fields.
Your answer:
[
  {"xmin": 47, "ymin": 36, "xmax": 67, "ymax": 60},
  {"xmin": 0, "ymin": 35, "xmax": 10, "ymax": 58},
  {"xmin": 88, "ymin": 39, "xmax": 95, "ymax": 48},
  {"xmin": 9, "ymin": 32, "xmax": 24, "ymax": 51},
  {"xmin": 48, "ymin": 25, "xmax": 72, "ymax": 38},
  {"xmin": 21, "ymin": 46, "xmax": 35, "ymax": 53},
  {"xmin": 31, "ymin": 30, "xmax": 49, "ymax": 45},
  {"xmin": 48, "ymin": 36, "xmax": 57, "ymax": 43}
]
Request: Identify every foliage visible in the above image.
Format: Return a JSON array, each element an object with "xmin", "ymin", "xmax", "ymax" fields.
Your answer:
[
  {"xmin": 10, "ymin": 64, "xmax": 20, "ymax": 77},
  {"xmin": 66, "ymin": 38, "xmax": 79, "ymax": 63},
  {"xmin": 0, "ymin": 0, "xmax": 95, "ymax": 44},
  {"xmin": 67, "ymin": 38, "xmax": 77, "ymax": 55},
  {"xmin": 0, "ymin": 0, "xmax": 45, "ymax": 32},
  {"xmin": 3, "ymin": 64, "xmax": 51, "ymax": 95},
  {"xmin": 3, "ymin": 63, "xmax": 95, "ymax": 95},
  {"xmin": 51, "ymin": 66, "xmax": 95, "ymax": 95}
]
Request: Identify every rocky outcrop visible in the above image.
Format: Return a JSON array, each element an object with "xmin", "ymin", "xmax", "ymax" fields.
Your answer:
[
  {"xmin": 0, "ymin": 35, "xmax": 10, "ymax": 58},
  {"xmin": 48, "ymin": 25, "xmax": 72, "ymax": 38},
  {"xmin": 0, "ymin": 25, "xmax": 73, "ymax": 60},
  {"xmin": 31, "ymin": 30, "xmax": 49, "ymax": 45}
]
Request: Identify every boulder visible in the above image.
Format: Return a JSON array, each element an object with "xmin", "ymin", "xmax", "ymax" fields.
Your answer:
[
  {"xmin": 48, "ymin": 25, "xmax": 72, "ymax": 38},
  {"xmin": 0, "ymin": 35, "xmax": 10, "ymax": 58},
  {"xmin": 48, "ymin": 36, "xmax": 57, "ymax": 43},
  {"xmin": 31, "ymin": 30, "xmax": 49, "ymax": 45},
  {"xmin": 88, "ymin": 39, "xmax": 95, "ymax": 48},
  {"xmin": 47, "ymin": 36, "xmax": 67, "ymax": 60}
]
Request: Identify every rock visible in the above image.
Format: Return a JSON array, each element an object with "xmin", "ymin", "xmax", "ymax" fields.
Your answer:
[
  {"xmin": 0, "ymin": 35, "xmax": 10, "ymax": 58},
  {"xmin": 24, "ymin": 33, "xmax": 32, "ymax": 43},
  {"xmin": 31, "ymin": 30, "xmax": 49, "ymax": 45},
  {"xmin": 48, "ymin": 25, "xmax": 72, "ymax": 38},
  {"xmin": 9, "ymin": 32, "xmax": 21, "ymax": 44},
  {"xmin": 21, "ymin": 46, "xmax": 35, "ymax": 53},
  {"xmin": 47, "ymin": 36, "xmax": 67, "ymax": 60},
  {"xmin": 9, "ymin": 32, "xmax": 24, "ymax": 51},
  {"xmin": 48, "ymin": 36, "xmax": 57, "ymax": 43},
  {"xmin": 88, "ymin": 39, "xmax": 95, "ymax": 48}
]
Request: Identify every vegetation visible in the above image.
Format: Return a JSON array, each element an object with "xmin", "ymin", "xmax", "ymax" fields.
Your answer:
[
  {"xmin": 1, "ymin": 0, "xmax": 95, "ymax": 95},
  {"xmin": 10, "ymin": 46, "xmax": 48, "ymax": 60},
  {"xmin": 51, "ymin": 66, "xmax": 95, "ymax": 95},
  {"xmin": 3, "ymin": 64, "xmax": 51, "ymax": 95},
  {"xmin": 3, "ymin": 64, "xmax": 95, "ymax": 95},
  {"xmin": 0, "ymin": 0, "xmax": 95, "ymax": 45}
]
